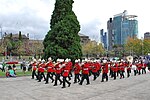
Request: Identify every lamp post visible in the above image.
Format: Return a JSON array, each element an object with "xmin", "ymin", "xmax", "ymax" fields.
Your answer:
[{"xmin": 141, "ymin": 37, "xmax": 144, "ymax": 56}]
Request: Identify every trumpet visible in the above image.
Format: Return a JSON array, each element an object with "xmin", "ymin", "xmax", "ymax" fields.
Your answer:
[{"xmin": 126, "ymin": 56, "xmax": 133, "ymax": 63}]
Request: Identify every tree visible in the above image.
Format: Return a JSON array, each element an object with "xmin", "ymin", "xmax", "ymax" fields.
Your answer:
[
  {"xmin": 43, "ymin": 0, "xmax": 82, "ymax": 61},
  {"xmin": 124, "ymin": 37, "xmax": 150, "ymax": 56},
  {"xmin": 82, "ymin": 41, "xmax": 104, "ymax": 58}
]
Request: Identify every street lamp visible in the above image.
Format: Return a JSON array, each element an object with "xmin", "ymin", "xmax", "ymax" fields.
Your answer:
[{"xmin": 141, "ymin": 37, "xmax": 144, "ymax": 56}]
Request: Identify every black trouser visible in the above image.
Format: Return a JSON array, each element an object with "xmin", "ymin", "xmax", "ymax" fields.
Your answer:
[
  {"xmin": 101, "ymin": 73, "xmax": 108, "ymax": 82},
  {"xmin": 38, "ymin": 72, "xmax": 46, "ymax": 82},
  {"xmin": 74, "ymin": 74, "xmax": 80, "ymax": 83},
  {"xmin": 110, "ymin": 70, "xmax": 113, "ymax": 78},
  {"xmin": 127, "ymin": 70, "xmax": 131, "ymax": 77},
  {"xmin": 62, "ymin": 76, "xmax": 71, "ymax": 87},
  {"xmin": 138, "ymin": 70, "xmax": 141, "ymax": 75},
  {"xmin": 68, "ymin": 75, "xmax": 71, "ymax": 80},
  {"xmin": 69, "ymin": 71, "xmax": 72, "ymax": 77},
  {"xmin": 92, "ymin": 72, "xmax": 97, "ymax": 80},
  {"xmin": 109, "ymin": 69, "xmax": 113, "ymax": 77},
  {"xmin": 46, "ymin": 72, "xmax": 54, "ymax": 83},
  {"xmin": 134, "ymin": 70, "xmax": 137, "ymax": 76},
  {"xmin": 120, "ymin": 71, "xmax": 124, "ymax": 78},
  {"xmin": 117, "ymin": 70, "xmax": 120, "ymax": 77},
  {"xmin": 79, "ymin": 74, "xmax": 90, "ymax": 85},
  {"xmin": 142, "ymin": 68, "xmax": 146, "ymax": 74},
  {"xmin": 32, "ymin": 70, "xmax": 37, "ymax": 79},
  {"xmin": 97, "ymin": 70, "xmax": 101, "ymax": 76},
  {"xmin": 54, "ymin": 74, "xmax": 62, "ymax": 85},
  {"xmin": 113, "ymin": 72, "xmax": 116, "ymax": 80},
  {"xmin": 37, "ymin": 71, "xmax": 40, "ymax": 80}
]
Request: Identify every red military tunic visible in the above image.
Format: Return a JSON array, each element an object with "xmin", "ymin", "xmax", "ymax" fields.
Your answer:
[
  {"xmin": 92, "ymin": 63, "xmax": 98, "ymax": 73},
  {"xmin": 74, "ymin": 63, "xmax": 81, "ymax": 74},
  {"xmin": 55, "ymin": 63, "xmax": 62, "ymax": 74},
  {"xmin": 137, "ymin": 63, "xmax": 142, "ymax": 70},
  {"xmin": 113, "ymin": 63, "xmax": 118, "ymax": 72},
  {"xmin": 62, "ymin": 65, "xmax": 70, "ymax": 77},
  {"xmin": 120, "ymin": 63, "xmax": 125, "ymax": 71},
  {"xmin": 82, "ymin": 63, "xmax": 90, "ymax": 74},
  {"xmin": 102, "ymin": 63, "xmax": 109, "ymax": 73},
  {"xmin": 39, "ymin": 63, "xmax": 46, "ymax": 73},
  {"xmin": 127, "ymin": 63, "xmax": 131, "ymax": 71},
  {"xmin": 47, "ymin": 61, "xmax": 54, "ymax": 72},
  {"xmin": 32, "ymin": 62, "xmax": 37, "ymax": 71},
  {"xmin": 143, "ymin": 63, "xmax": 147, "ymax": 68}
]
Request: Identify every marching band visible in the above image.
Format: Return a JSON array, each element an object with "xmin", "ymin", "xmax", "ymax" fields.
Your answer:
[{"xmin": 30, "ymin": 56, "xmax": 150, "ymax": 88}]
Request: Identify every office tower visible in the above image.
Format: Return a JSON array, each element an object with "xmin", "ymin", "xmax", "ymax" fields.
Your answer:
[{"xmin": 107, "ymin": 10, "xmax": 138, "ymax": 50}]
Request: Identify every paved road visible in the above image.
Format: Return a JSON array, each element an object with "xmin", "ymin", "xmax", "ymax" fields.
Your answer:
[{"xmin": 0, "ymin": 72, "xmax": 150, "ymax": 100}]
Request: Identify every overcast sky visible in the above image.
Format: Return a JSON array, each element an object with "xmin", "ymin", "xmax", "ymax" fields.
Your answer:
[{"xmin": 0, "ymin": 0, "xmax": 149, "ymax": 41}]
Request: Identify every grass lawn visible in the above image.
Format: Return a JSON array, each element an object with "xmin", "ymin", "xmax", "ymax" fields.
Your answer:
[{"xmin": 0, "ymin": 70, "xmax": 31, "ymax": 77}]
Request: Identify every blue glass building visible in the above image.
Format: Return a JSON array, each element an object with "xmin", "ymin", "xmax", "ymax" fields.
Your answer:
[
  {"xmin": 100, "ymin": 29, "xmax": 107, "ymax": 49},
  {"xmin": 107, "ymin": 10, "xmax": 138, "ymax": 50}
]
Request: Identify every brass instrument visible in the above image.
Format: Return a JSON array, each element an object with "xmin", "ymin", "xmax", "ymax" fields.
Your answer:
[{"xmin": 126, "ymin": 56, "xmax": 133, "ymax": 63}]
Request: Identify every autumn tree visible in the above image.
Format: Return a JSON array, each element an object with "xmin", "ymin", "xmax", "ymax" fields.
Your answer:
[
  {"xmin": 124, "ymin": 37, "xmax": 150, "ymax": 56},
  {"xmin": 82, "ymin": 41, "xmax": 104, "ymax": 58},
  {"xmin": 43, "ymin": 0, "xmax": 82, "ymax": 61}
]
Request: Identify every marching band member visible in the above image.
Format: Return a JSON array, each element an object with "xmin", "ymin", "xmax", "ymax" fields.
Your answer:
[
  {"xmin": 37, "ymin": 59, "xmax": 41, "ymax": 81},
  {"xmin": 65, "ymin": 58, "xmax": 72, "ymax": 80},
  {"xmin": 132, "ymin": 62, "xmax": 137, "ymax": 76},
  {"xmin": 61, "ymin": 61, "xmax": 71, "ymax": 88},
  {"xmin": 141, "ymin": 61, "xmax": 147, "ymax": 74},
  {"xmin": 79, "ymin": 59, "xmax": 90, "ymax": 85},
  {"xmin": 73, "ymin": 59, "xmax": 81, "ymax": 83},
  {"xmin": 31, "ymin": 59, "xmax": 38, "ymax": 79},
  {"xmin": 91, "ymin": 60, "xmax": 99, "ymax": 81},
  {"xmin": 101, "ymin": 60, "xmax": 108, "ymax": 82},
  {"xmin": 53, "ymin": 59, "xmax": 63, "ymax": 86},
  {"xmin": 112, "ymin": 62, "xmax": 118, "ymax": 80},
  {"xmin": 68, "ymin": 59, "xmax": 73, "ymax": 79},
  {"xmin": 137, "ymin": 61, "xmax": 142, "ymax": 75},
  {"xmin": 120, "ymin": 61, "xmax": 125, "ymax": 79},
  {"xmin": 126, "ymin": 61, "xmax": 131, "ymax": 78},
  {"xmin": 109, "ymin": 61, "xmax": 114, "ymax": 78},
  {"xmin": 38, "ymin": 59, "xmax": 46, "ymax": 82},
  {"xmin": 45, "ymin": 57, "xmax": 54, "ymax": 84}
]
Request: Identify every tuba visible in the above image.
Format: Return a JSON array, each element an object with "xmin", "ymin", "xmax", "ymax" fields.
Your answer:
[{"xmin": 126, "ymin": 56, "xmax": 133, "ymax": 63}]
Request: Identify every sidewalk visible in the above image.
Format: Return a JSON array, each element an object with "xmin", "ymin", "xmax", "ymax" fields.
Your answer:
[{"xmin": 0, "ymin": 72, "xmax": 150, "ymax": 100}]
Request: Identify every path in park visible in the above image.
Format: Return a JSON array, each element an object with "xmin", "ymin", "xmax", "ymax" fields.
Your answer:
[{"xmin": 0, "ymin": 72, "xmax": 150, "ymax": 100}]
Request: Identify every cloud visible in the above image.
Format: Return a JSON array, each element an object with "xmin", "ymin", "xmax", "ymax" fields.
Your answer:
[
  {"xmin": 81, "ymin": 18, "xmax": 101, "ymax": 41},
  {"xmin": 0, "ymin": 0, "xmax": 150, "ymax": 41},
  {"xmin": 0, "ymin": 0, "xmax": 54, "ymax": 40},
  {"xmin": 0, "ymin": 7, "xmax": 49, "ymax": 40}
]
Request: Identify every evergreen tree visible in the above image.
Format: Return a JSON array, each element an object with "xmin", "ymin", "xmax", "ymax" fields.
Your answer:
[{"xmin": 43, "ymin": 0, "xmax": 82, "ymax": 61}]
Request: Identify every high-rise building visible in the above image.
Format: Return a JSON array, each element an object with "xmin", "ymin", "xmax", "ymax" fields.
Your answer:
[
  {"xmin": 100, "ymin": 29, "xmax": 107, "ymax": 49},
  {"xmin": 107, "ymin": 18, "xmax": 114, "ymax": 50},
  {"xmin": 107, "ymin": 10, "xmax": 138, "ymax": 50}
]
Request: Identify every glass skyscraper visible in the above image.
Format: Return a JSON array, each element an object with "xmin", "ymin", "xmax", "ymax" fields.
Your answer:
[
  {"xmin": 107, "ymin": 10, "xmax": 138, "ymax": 50},
  {"xmin": 100, "ymin": 29, "xmax": 107, "ymax": 49}
]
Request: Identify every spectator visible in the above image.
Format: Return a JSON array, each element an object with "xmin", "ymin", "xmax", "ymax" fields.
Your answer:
[
  {"xmin": 22, "ymin": 64, "xmax": 26, "ymax": 74},
  {"xmin": 2, "ymin": 62, "xmax": 6, "ymax": 72},
  {"xmin": 6, "ymin": 67, "xmax": 16, "ymax": 77},
  {"xmin": 9, "ymin": 68, "xmax": 16, "ymax": 77},
  {"xmin": 13, "ymin": 64, "xmax": 17, "ymax": 75}
]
